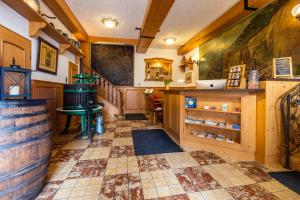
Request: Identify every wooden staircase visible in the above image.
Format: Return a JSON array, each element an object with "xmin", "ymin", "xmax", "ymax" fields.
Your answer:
[{"xmin": 91, "ymin": 69, "xmax": 124, "ymax": 119}]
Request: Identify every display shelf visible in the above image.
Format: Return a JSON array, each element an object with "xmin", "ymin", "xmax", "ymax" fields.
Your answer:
[
  {"xmin": 2, "ymin": 0, "xmax": 84, "ymax": 57},
  {"xmin": 186, "ymin": 108, "xmax": 241, "ymax": 114},
  {"xmin": 185, "ymin": 122, "xmax": 241, "ymax": 132},
  {"xmin": 183, "ymin": 134, "xmax": 242, "ymax": 151}
]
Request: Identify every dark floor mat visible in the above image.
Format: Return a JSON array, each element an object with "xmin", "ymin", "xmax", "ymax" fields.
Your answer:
[
  {"xmin": 269, "ymin": 171, "xmax": 300, "ymax": 195},
  {"xmin": 132, "ymin": 129, "xmax": 183, "ymax": 156},
  {"xmin": 125, "ymin": 113, "xmax": 148, "ymax": 120}
]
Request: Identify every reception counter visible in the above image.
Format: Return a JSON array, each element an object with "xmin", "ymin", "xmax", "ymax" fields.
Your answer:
[{"xmin": 162, "ymin": 88, "xmax": 264, "ymax": 160}]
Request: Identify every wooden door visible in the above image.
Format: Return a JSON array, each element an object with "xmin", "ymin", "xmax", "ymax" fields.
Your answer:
[
  {"xmin": 68, "ymin": 62, "xmax": 78, "ymax": 84},
  {"xmin": 0, "ymin": 25, "xmax": 31, "ymax": 69}
]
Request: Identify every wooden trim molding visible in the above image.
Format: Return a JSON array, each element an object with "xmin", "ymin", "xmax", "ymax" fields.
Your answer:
[
  {"xmin": 89, "ymin": 37, "xmax": 138, "ymax": 46},
  {"xmin": 136, "ymin": 0, "xmax": 175, "ymax": 53},
  {"xmin": 42, "ymin": 0, "xmax": 89, "ymax": 42},
  {"xmin": 177, "ymin": 0, "xmax": 275, "ymax": 55}
]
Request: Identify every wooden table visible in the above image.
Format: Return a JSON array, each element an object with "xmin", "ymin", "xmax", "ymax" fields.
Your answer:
[{"xmin": 56, "ymin": 105, "xmax": 103, "ymax": 139}]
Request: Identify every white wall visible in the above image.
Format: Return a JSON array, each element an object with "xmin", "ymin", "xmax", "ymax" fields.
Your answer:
[
  {"xmin": 0, "ymin": 1, "xmax": 77, "ymax": 84},
  {"xmin": 134, "ymin": 47, "xmax": 199, "ymax": 87}
]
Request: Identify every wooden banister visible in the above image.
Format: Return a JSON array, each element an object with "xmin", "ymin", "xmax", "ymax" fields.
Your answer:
[{"xmin": 91, "ymin": 68, "xmax": 124, "ymax": 115}]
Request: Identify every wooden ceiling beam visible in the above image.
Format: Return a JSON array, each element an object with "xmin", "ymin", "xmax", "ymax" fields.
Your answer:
[
  {"xmin": 88, "ymin": 36, "xmax": 139, "ymax": 46},
  {"xmin": 42, "ymin": 0, "xmax": 88, "ymax": 42},
  {"xmin": 177, "ymin": 0, "xmax": 275, "ymax": 55},
  {"xmin": 136, "ymin": 0, "xmax": 175, "ymax": 53}
]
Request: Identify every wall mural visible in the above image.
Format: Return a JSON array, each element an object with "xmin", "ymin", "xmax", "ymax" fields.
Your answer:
[
  {"xmin": 91, "ymin": 44, "xmax": 134, "ymax": 86},
  {"xmin": 198, "ymin": 0, "xmax": 300, "ymax": 80}
]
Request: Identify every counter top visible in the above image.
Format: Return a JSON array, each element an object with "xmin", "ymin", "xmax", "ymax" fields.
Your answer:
[{"xmin": 161, "ymin": 88, "xmax": 265, "ymax": 93}]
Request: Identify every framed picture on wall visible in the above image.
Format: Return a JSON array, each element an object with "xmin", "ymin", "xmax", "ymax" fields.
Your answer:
[
  {"xmin": 36, "ymin": 37, "xmax": 58, "ymax": 75},
  {"xmin": 185, "ymin": 71, "xmax": 192, "ymax": 83}
]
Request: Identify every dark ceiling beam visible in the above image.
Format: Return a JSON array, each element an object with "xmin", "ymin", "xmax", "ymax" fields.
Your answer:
[
  {"xmin": 136, "ymin": 0, "xmax": 175, "ymax": 53},
  {"xmin": 42, "ymin": 0, "xmax": 88, "ymax": 42}
]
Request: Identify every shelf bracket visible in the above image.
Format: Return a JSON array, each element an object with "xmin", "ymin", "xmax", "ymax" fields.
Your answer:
[
  {"xmin": 59, "ymin": 44, "xmax": 71, "ymax": 54},
  {"xmin": 29, "ymin": 21, "xmax": 47, "ymax": 37}
]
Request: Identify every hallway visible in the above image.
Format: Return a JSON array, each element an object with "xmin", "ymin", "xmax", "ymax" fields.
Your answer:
[{"xmin": 36, "ymin": 120, "xmax": 298, "ymax": 200}]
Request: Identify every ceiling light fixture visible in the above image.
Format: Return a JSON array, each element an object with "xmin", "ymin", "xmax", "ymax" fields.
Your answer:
[
  {"xmin": 292, "ymin": 4, "xmax": 300, "ymax": 20},
  {"xmin": 101, "ymin": 17, "xmax": 119, "ymax": 28},
  {"xmin": 164, "ymin": 37, "xmax": 176, "ymax": 45}
]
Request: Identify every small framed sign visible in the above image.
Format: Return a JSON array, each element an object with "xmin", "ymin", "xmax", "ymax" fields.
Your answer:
[
  {"xmin": 226, "ymin": 64, "xmax": 246, "ymax": 89},
  {"xmin": 273, "ymin": 57, "xmax": 293, "ymax": 78}
]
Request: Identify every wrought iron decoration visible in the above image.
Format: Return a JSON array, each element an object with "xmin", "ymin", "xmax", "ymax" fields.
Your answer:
[{"xmin": 244, "ymin": 0, "xmax": 258, "ymax": 11}]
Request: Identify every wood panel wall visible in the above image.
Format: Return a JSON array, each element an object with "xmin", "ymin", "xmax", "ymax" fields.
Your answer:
[
  {"xmin": 31, "ymin": 80, "xmax": 79, "ymax": 134},
  {"xmin": 116, "ymin": 87, "xmax": 164, "ymax": 114},
  {"xmin": 256, "ymin": 80, "xmax": 300, "ymax": 166}
]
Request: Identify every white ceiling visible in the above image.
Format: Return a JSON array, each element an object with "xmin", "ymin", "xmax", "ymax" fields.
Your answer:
[
  {"xmin": 65, "ymin": 0, "xmax": 148, "ymax": 39},
  {"xmin": 65, "ymin": 0, "xmax": 239, "ymax": 49},
  {"xmin": 151, "ymin": 0, "xmax": 240, "ymax": 49}
]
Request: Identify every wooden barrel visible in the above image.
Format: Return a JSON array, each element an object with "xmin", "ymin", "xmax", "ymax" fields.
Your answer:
[
  {"xmin": 63, "ymin": 84, "xmax": 97, "ymax": 110},
  {"xmin": 0, "ymin": 99, "xmax": 52, "ymax": 200}
]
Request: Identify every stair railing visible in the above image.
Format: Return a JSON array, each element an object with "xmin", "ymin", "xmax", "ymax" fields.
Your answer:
[
  {"xmin": 90, "ymin": 69, "xmax": 124, "ymax": 115},
  {"xmin": 280, "ymin": 84, "xmax": 300, "ymax": 169}
]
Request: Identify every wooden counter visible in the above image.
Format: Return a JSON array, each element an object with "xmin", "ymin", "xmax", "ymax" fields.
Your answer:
[{"xmin": 162, "ymin": 88, "xmax": 263, "ymax": 160}]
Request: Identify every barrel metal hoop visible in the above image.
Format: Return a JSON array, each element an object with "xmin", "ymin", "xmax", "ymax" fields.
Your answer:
[
  {"xmin": 0, "ymin": 156, "xmax": 50, "ymax": 197},
  {"xmin": 0, "ymin": 153, "xmax": 51, "ymax": 182},
  {"xmin": 0, "ymin": 130, "xmax": 52, "ymax": 150},
  {"xmin": 0, "ymin": 119, "xmax": 49, "ymax": 134},
  {"xmin": 0, "ymin": 110, "xmax": 48, "ymax": 120},
  {"xmin": 0, "ymin": 99, "xmax": 46, "ymax": 108}
]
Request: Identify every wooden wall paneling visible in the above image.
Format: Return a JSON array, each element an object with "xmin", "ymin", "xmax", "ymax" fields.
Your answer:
[
  {"xmin": 125, "ymin": 89, "xmax": 140, "ymax": 111},
  {"xmin": 177, "ymin": 0, "xmax": 275, "ymax": 55},
  {"xmin": 31, "ymin": 80, "xmax": 75, "ymax": 134},
  {"xmin": 261, "ymin": 81, "xmax": 300, "ymax": 165},
  {"xmin": 0, "ymin": 25, "xmax": 31, "ymax": 69}
]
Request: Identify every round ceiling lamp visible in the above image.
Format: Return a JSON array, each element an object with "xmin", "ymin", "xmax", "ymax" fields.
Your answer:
[
  {"xmin": 101, "ymin": 17, "xmax": 119, "ymax": 28},
  {"xmin": 292, "ymin": 4, "xmax": 300, "ymax": 20},
  {"xmin": 164, "ymin": 37, "xmax": 176, "ymax": 45}
]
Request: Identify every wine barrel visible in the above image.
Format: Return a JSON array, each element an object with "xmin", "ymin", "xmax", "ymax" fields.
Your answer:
[
  {"xmin": 0, "ymin": 100, "xmax": 52, "ymax": 200},
  {"xmin": 63, "ymin": 84, "xmax": 97, "ymax": 110}
]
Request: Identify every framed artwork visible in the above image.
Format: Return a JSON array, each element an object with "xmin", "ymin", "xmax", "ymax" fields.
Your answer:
[
  {"xmin": 185, "ymin": 71, "xmax": 192, "ymax": 83},
  {"xmin": 273, "ymin": 57, "xmax": 293, "ymax": 78},
  {"xmin": 226, "ymin": 65, "xmax": 246, "ymax": 88},
  {"xmin": 36, "ymin": 37, "xmax": 58, "ymax": 75}
]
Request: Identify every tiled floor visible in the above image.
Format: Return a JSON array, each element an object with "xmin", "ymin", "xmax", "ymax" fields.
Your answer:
[{"xmin": 36, "ymin": 120, "xmax": 300, "ymax": 200}]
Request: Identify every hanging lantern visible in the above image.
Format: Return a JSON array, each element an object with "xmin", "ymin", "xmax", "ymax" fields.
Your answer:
[{"xmin": 0, "ymin": 59, "xmax": 32, "ymax": 100}]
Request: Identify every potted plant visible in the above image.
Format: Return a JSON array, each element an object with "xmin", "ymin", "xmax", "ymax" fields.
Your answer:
[{"xmin": 164, "ymin": 78, "xmax": 172, "ymax": 90}]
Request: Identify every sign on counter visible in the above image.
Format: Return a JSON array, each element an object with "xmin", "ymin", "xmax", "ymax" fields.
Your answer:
[{"xmin": 273, "ymin": 57, "xmax": 293, "ymax": 78}]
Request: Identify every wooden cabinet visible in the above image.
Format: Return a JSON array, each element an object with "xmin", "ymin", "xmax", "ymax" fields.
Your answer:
[
  {"xmin": 0, "ymin": 25, "xmax": 31, "ymax": 69},
  {"xmin": 163, "ymin": 89, "xmax": 262, "ymax": 160}
]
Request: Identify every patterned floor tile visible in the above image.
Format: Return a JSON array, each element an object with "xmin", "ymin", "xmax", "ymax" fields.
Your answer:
[
  {"xmin": 174, "ymin": 166, "xmax": 221, "ymax": 193},
  {"xmin": 233, "ymin": 161, "xmax": 272, "ymax": 183},
  {"xmin": 80, "ymin": 147, "xmax": 111, "ymax": 160},
  {"xmin": 110, "ymin": 145, "xmax": 136, "ymax": 157},
  {"xmin": 87, "ymin": 139, "xmax": 112, "ymax": 148},
  {"xmin": 35, "ymin": 181, "xmax": 63, "ymax": 200},
  {"xmin": 138, "ymin": 155, "xmax": 171, "ymax": 172},
  {"xmin": 115, "ymin": 126, "xmax": 132, "ymax": 132},
  {"xmin": 164, "ymin": 152, "xmax": 199, "ymax": 169},
  {"xmin": 189, "ymin": 151, "xmax": 226, "ymax": 166},
  {"xmin": 114, "ymin": 132, "xmax": 132, "ymax": 138},
  {"xmin": 68, "ymin": 159, "xmax": 107, "ymax": 178},
  {"xmin": 51, "ymin": 149, "xmax": 84, "ymax": 163},
  {"xmin": 226, "ymin": 184, "xmax": 279, "ymax": 200}
]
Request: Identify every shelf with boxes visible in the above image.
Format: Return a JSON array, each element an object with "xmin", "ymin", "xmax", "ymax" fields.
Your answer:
[{"xmin": 184, "ymin": 95, "xmax": 242, "ymax": 148}]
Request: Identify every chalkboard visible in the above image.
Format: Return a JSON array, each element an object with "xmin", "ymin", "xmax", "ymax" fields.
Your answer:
[{"xmin": 273, "ymin": 57, "xmax": 293, "ymax": 78}]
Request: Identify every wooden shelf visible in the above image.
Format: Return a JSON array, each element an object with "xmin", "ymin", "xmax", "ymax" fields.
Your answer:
[
  {"xmin": 186, "ymin": 108, "xmax": 241, "ymax": 114},
  {"xmin": 2, "ymin": 0, "xmax": 84, "ymax": 57},
  {"xmin": 185, "ymin": 122, "xmax": 241, "ymax": 132},
  {"xmin": 183, "ymin": 135, "xmax": 242, "ymax": 151}
]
